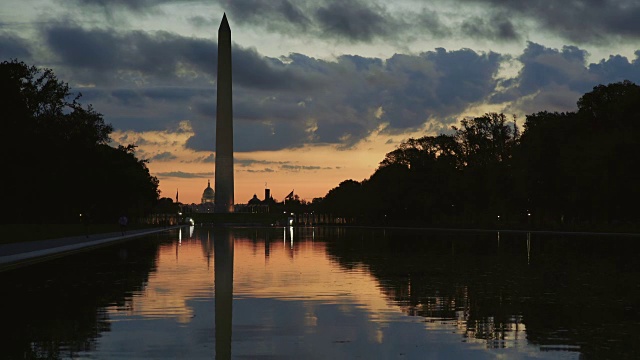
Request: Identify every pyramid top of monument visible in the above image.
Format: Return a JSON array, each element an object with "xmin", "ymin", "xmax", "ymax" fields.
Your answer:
[{"xmin": 219, "ymin": 13, "xmax": 230, "ymax": 32}]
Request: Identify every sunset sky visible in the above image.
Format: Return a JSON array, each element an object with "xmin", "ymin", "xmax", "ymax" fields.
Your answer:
[{"xmin": 2, "ymin": 0, "xmax": 639, "ymax": 204}]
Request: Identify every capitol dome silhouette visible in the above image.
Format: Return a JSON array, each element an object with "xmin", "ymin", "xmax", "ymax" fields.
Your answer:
[{"xmin": 201, "ymin": 180, "xmax": 215, "ymax": 204}]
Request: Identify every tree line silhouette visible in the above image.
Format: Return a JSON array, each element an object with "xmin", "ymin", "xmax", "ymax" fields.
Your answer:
[
  {"xmin": 317, "ymin": 80, "xmax": 640, "ymax": 230},
  {"xmin": 5, "ymin": 58, "xmax": 637, "ymax": 230},
  {"xmin": 1, "ymin": 60, "xmax": 159, "ymax": 224}
]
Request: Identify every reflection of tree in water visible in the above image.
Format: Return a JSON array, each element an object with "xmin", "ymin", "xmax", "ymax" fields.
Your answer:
[
  {"xmin": 320, "ymin": 227, "xmax": 640, "ymax": 358},
  {"xmin": 0, "ymin": 233, "xmax": 170, "ymax": 359}
]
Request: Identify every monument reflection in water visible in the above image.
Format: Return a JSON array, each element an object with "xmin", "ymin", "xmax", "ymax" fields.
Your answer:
[{"xmin": 213, "ymin": 228, "xmax": 233, "ymax": 360}]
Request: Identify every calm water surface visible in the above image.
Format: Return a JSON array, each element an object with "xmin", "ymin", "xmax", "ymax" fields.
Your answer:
[{"xmin": 1, "ymin": 226, "xmax": 639, "ymax": 359}]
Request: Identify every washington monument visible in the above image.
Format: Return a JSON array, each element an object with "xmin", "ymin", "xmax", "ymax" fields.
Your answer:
[{"xmin": 215, "ymin": 13, "xmax": 234, "ymax": 213}]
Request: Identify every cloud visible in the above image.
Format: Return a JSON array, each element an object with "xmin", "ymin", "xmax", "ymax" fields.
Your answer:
[
  {"xmin": 149, "ymin": 151, "xmax": 177, "ymax": 161},
  {"xmin": 236, "ymin": 158, "xmax": 332, "ymax": 172},
  {"xmin": 63, "ymin": 0, "xmax": 194, "ymax": 13},
  {"xmin": 460, "ymin": 14, "xmax": 520, "ymax": 42},
  {"xmin": 233, "ymin": 49, "xmax": 313, "ymax": 91},
  {"xmin": 369, "ymin": 48, "xmax": 504, "ymax": 132},
  {"xmin": 190, "ymin": 1, "xmax": 517, "ymax": 44},
  {"xmin": 495, "ymin": 42, "xmax": 640, "ymax": 115},
  {"xmin": 43, "ymin": 23, "xmax": 215, "ymax": 85},
  {"xmin": 40, "ymin": 23, "xmax": 504, "ymax": 152},
  {"xmin": 183, "ymin": 47, "xmax": 504, "ymax": 152},
  {"xmin": 0, "ymin": 33, "xmax": 31, "ymax": 60},
  {"xmin": 156, "ymin": 171, "xmax": 208, "ymax": 178},
  {"xmin": 58, "ymin": 0, "xmax": 640, "ymax": 47},
  {"xmin": 235, "ymin": 159, "xmax": 288, "ymax": 167},
  {"xmin": 242, "ymin": 168, "xmax": 276, "ymax": 173},
  {"xmin": 215, "ymin": 0, "xmax": 311, "ymax": 33},
  {"xmin": 404, "ymin": 8, "xmax": 451, "ymax": 39},
  {"xmin": 197, "ymin": 153, "xmax": 215, "ymax": 163},
  {"xmin": 457, "ymin": 0, "xmax": 640, "ymax": 44},
  {"xmin": 314, "ymin": 1, "xmax": 393, "ymax": 42},
  {"xmin": 589, "ymin": 51, "xmax": 640, "ymax": 83},
  {"xmin": 30, "ymin": 19, "xmax": 640, "ymax": 155},
  {"xmin": 280, "ymin": 165, "xmax": 332, "ymax": 171}
]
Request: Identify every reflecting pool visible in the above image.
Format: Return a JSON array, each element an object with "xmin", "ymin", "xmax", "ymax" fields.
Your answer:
[{"xmin": 1, "ymin": 226, "xmax": 639, "ymax": 359}]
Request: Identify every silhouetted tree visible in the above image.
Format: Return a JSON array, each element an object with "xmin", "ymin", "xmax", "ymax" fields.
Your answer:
[
  {"xmin": 318, "ymin": 80, "xmax": 640, "ymax": 232},
  {"xmin": 452, "ymin": 113, "xmax": 520, "ymax": 224},
  {"xmin": 0, "ymin": 60, "xmax": 159, "ymax": 223},
  {"xmin": 362, "ymin": 114, "xmax": 518, "ymax": 226},
  {"xmin": 514, "ymin": 81, "xmax": 640, "ymax": 228},
  {"xmin": 321, "ymin": 180, "xmax": 365, "ymax": 222},
  {"xmin": 514, "ymin": 111, "xmax": 576, "ymax": 226}
]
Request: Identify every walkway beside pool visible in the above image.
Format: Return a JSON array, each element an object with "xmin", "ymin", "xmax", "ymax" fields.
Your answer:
[{"xmin": 0, "ymin": 226, "xmax": 180, "ymax": 271}]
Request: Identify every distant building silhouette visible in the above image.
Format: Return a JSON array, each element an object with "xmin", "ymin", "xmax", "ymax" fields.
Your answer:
[
  {"xmin": 183, "ymin": 180, "xmax": 215, "ymax": 213},
  {"xmin": 248, "ymin": 194, "xmax": 261, "ymax": 205},
  {"xmin": 201, "ymin": 179, "xmax": 215, "ymax": 204},
  {"xmin": 244, "ymin": 188, "xmax": 272, "ymax": 213}
]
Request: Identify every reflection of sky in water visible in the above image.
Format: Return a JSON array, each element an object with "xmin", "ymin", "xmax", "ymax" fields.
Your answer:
[{"xmin": 88, "ymin": 227, "xmax": 578, "ymax": 359}]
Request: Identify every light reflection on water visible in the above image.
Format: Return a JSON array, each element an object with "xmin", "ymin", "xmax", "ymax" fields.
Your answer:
[{"xmin": 2, "ymin": 226, "xmax": 639, "ymax": 359}]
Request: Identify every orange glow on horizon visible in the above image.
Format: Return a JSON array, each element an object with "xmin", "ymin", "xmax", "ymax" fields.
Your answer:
[
  {"xmin": 112, "ymin": 105, "xmax": 498, "ymax": 205},
  {"xmin": 112, "ymin": 125, "xmax": 411, "ymax": 204}
]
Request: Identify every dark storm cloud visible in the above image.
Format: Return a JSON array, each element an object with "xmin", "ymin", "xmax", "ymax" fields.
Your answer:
[
  {"xmin": 234, "ymin": 120, "xmax": 311, "ymax": 152},
  {"xmin": 380, "ymin": 48, "xmax": 503, "ymax": 129},
  {"xmin": 518, "ymin": 42, "xmax": 593, "ymax": 95},
  {"xmin": 195, "ymin": 0, "xmax": 393, "ymax": 42},
  {"xmin": 64, "ymin": 0, "xmax": 524, "ymax": 44},
  {"xmin": 36, "ymin": 20, "xmax": 640, "ymax": 154},
  {"xmin": 219, "ymin": 0, "xmax": 311, "ymax": 32},
  {"xmin": 494, "ymin": 42, "xmax": 640, "ymax": 114},
  {"xmin": 200, "ymin": 1, "xmax": 488, "ymax": 43},
  {"xmin": 141, "ymin": 40, "xmax": 501, "ymax": 151},
  {"xmin": 64, "ymin": 0, "xmax": 640, "ymax": 45},
  {"xmin": 456, "ymin": 0, "xmax": 640, "ymax": 43},
  {"xmin": 0, "ymin": 33, "xmax": 32, "ymax": 60},
  {"xmin": 44, "ymin": 24, "xmax": 215, "ymax": 83},
  {"xmin": 411, "ymin": 9, "xmax": 451, "ymax": 38},
  {"xmin": 589, "ymin": 51, "xmax": 640, "ymax": 81},
  {"xmin": 460, "ymin": 14, "xmax": 520, "ymax": 41},
  {"xmin": 41, "ymin": 23, "xmax": 313, "ymax": 135},
  {"xmin": 182, "ymin": 46, "xmax": 504, "ymax": 152},
  {"xmin": 233, "ymin": 49, "xmax": 313, "ymax": 91},
  {"xmin": 44, "ymin": 22, "xmax": 312, "ymax": 90},
  {"xmin": 65, "ymin": 0, "xmax": 198, "ymax": 12},
  {"xmin": 315, "ymin": 1, "xmax": 392, "ymax": 42}
]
